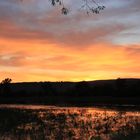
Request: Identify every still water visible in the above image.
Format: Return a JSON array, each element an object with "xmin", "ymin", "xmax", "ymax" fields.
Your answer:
[{"xmin": 0, "ymin": 104, "xmax": 140, "ymax": 140}]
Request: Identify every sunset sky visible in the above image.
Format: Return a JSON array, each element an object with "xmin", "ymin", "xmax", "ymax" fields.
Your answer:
[{"xmin": 0, "ymin": 0, "xmax": 140, "ymax": 82}]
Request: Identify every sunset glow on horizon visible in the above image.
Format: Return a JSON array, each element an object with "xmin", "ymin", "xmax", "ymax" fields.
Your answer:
[{"xmin": 0, "ymin": 0, "xmax": 140, "ymax": 82}]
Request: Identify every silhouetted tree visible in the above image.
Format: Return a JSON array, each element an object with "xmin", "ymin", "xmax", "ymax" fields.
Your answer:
[
  {"xmin": 1, "ymin": 78, "xmax": 12, "ymax": 84},
  {"xmin": 0, "ymin": 78, "xmax": 12, "ymax": 96}
]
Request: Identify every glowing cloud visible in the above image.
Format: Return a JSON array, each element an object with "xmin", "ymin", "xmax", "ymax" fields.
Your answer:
[{"xmin": 0, "ymin": 0, "xmax": 140, "ymax": 82}]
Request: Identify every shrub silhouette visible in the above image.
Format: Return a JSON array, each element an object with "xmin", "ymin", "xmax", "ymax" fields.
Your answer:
[{"xmin": 0, "ymin": 78, "xmax": 12, "ymax": 96}]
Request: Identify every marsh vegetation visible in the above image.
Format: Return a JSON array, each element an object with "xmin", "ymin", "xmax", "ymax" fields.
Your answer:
[{"xmin": 0, "ymin": 105, "xmax": 140, "ymax": 140}]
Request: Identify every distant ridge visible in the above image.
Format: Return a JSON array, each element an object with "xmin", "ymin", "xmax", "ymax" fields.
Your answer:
[{"xmin": 0, "ymin": 78, "xmax": 140, "ymax": 106}]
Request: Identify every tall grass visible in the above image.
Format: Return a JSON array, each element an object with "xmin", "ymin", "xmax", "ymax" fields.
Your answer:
[{"xmin": 0, "ymin": 107, "xmax": 140, "ymax": 140}]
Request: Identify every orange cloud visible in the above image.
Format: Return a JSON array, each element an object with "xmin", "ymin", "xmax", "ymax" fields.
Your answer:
[{"xmin": 0, "ymin": 38, "xmax": 140, "ymax": 82}]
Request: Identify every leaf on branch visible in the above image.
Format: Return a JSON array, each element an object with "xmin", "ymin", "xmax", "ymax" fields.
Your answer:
[
  {"xmin": 61, "ymin": 7, "xmax": 69, "ymax": 15},
  {"xmin": 20, "ymin": 0, "xmax": 105, "ymax": 15}
]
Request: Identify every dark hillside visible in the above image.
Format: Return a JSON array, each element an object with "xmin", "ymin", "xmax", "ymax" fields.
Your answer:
[{"xmin": 0, "ymin": 78, "xmax": 140, "ymax": 105}]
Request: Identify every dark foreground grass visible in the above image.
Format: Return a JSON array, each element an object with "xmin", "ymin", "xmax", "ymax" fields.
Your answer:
[{"xmin": 0, "ymin": 107, "xmax": 140, "ymax": 140}]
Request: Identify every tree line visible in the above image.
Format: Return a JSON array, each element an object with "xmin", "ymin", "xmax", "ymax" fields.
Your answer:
[{"xmin": 0, "ymin": 78, "xmax": 140, "ymax": 99}]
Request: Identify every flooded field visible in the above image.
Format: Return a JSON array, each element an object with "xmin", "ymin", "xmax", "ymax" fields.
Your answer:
[{"xmin": 0, "ymin": 105, "xmax": 140, "ymax": 140}]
